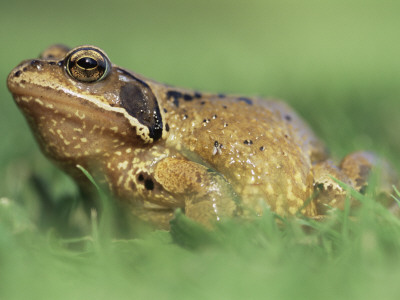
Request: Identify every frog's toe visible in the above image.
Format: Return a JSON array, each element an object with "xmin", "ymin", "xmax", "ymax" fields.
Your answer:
[
  {"xmin": 313, "ymin": 160, "xmax": 352, "ymax": 214},
  {"xmin": 313, "ymin": 151, "xmax": 399, "ymax": 215},
  {"xmin": 340, "ymin": 151, "xmax": 399, "ymax": 207}
]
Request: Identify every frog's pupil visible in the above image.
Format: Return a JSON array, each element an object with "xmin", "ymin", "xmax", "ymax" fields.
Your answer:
[{"xmin": 77, "ymin": 57, "xmax": 97, "ymax": 69}]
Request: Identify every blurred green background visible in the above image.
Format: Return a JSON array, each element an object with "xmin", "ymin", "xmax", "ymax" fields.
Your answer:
[
  {"xmin": 2, "ymin": 0, "xmax": 400, "ymax": 194},
  {"xmin": 2, "ymin": 0, "xmax": 400, "ymax": 299}
]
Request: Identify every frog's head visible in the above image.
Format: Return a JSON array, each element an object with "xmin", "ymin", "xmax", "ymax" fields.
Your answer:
[{"xmin": 7, "ymin": 45, "xmax": 165, "ymax": 166}]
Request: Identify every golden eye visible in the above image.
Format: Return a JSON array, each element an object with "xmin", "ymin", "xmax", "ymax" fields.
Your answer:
[{"xmin": 65, "ymin": 46, "xmax": 111, "ymax": 83}]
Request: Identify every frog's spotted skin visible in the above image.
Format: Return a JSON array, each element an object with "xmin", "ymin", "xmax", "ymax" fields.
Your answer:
[
  {"xmin": 162, "ymin": 92, "xmax": 320, "ymax": 216},
  {"xmin": 7, "ymin": 45, "xmax": 398, "ymax": 228}
]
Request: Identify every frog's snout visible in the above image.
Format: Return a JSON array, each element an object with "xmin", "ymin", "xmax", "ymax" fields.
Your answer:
[{"xmin": 7, "ymin": 58, "xmax": 64, "ymax": 96}]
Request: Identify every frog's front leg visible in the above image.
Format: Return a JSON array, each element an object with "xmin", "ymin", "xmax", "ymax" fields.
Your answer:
[
  {"xmin": 154, "ymin": 157, "xmax": 239, "ymax": 226},
  {"xmin": 313, "ymin": 151, "xmax": 398, "ymax": 214}
]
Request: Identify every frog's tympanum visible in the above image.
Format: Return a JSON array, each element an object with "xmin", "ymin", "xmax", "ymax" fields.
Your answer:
[{"xmin": 7, "ymin": 45, "xmax": 399, "ymax": 228}]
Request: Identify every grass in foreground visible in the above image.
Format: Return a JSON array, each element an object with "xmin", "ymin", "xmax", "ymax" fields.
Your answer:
[{"xmin": 2, "ymin": 173, "xmax": 400, "ymax": 300}]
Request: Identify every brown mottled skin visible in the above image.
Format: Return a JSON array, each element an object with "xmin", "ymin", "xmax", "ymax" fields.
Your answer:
[{"xmin": 7, "ymin": 45, "xmax": 399, "ymax": 228}]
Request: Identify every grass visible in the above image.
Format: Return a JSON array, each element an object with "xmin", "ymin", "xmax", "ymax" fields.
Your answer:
[
  {"xmin": 2, "ymin": 184, "xmax": 400, "ymax": 299},
  {"xmin": 2, "ymin": 0, "xmax": 400, "ymax": 299}
]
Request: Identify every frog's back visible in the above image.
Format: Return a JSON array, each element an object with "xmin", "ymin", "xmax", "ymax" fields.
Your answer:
[{"xmin": 157, "ymin": 90, "xmax": 326, "ymax": 216}]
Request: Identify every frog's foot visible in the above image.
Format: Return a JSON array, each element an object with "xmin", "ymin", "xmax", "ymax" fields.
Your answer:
[
  {"xmin": 154, "ymin": 157, "xmax": 238, "ymax": 227},
  {"xmin": 313, "ymin": 151, "xmax": 399, "ymax": 214},
  {"xmin": 313, "ymin": 159, "xmax": 352, "ymax": 214}
]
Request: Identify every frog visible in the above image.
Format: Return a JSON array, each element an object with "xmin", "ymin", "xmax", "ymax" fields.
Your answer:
[{"xmin": 7, "ymin": 45, "xmax": 399, "ymax": 228}]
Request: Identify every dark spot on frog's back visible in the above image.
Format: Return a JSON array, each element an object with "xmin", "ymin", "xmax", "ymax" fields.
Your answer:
[
  {"xmin": 120, "ymin": 82, "xmax": 163, "ymax": 141},
  {"xmin": 237, "ymin": 97, "xmax": 253, "ymax": 105},
  {"xmin": 183, "ymin": 94, "xmax": 193, "ymax": 101},
  {"xmin": 194, "ymin": 92, "xmax": 202, "ymax": 98},
  {"xmin": 166, "ymin": 91, "xmax": 182, "ymax": 107},
  {"xmin": 167, "ymin": 90, "xmax": 202, "ymax": 106},
  {"xmin": 144, "ymin": 179, "xmax": 154, "ymax": 191},
  {"xmin": 30, "ymin": 60, "xmax": 41, "ymax": 67}
]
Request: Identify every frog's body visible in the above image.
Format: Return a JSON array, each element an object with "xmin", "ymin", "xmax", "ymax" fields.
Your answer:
[{"xmin": 7, "ymin": 45, "xmax": 398, "ymax": 228}]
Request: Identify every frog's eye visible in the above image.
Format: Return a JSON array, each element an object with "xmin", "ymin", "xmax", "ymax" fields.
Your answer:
[{"xmin": 65, "ymin": 46, "xmax": 111, "ymax": 83}]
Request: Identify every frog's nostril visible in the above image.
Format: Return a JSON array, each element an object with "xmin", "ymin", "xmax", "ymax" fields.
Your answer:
[
  {"xmin": 14, "ymin": 70, "xmax": 22, "ymax": 78},
  {"xmin": 30, "ymin": 60, "xmax": 42, "ymax": 68}
]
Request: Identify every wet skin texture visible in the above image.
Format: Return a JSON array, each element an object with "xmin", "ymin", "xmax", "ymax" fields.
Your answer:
[{"xmin": 7, "ymin": 45, "xmax": 398, "ymax": 228}]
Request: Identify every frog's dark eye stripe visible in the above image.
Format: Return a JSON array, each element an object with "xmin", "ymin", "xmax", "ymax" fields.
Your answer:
[
  {"xmin": 117, "ymin": 68, "xmax": 163, "ymax": 141},
  {"xmin": 120, "ymin": 81, "xmax": 163, "ymax": 141},
  {"xmin": 65, "ymin": 46, "xmax": 111, "ymax": 83}
]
